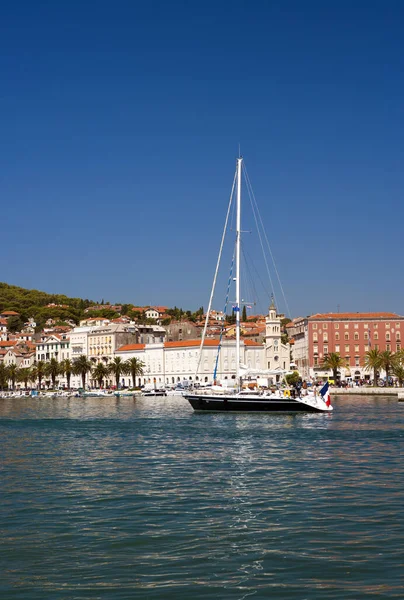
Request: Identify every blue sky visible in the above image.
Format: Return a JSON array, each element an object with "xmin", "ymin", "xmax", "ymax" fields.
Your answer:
[{"xmin": 1, "ymin": 1, "xmax": 404, "ymax": 317}]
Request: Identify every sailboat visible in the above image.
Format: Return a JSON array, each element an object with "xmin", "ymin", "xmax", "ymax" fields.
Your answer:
[{"xmin": 184, "ymin": 157, "xmax": 333, "ymax": 413}]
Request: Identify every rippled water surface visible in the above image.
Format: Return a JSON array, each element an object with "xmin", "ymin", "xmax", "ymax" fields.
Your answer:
[{"xmin": 0, "ymin": 395, "xmax": 403, "ymax": 599}]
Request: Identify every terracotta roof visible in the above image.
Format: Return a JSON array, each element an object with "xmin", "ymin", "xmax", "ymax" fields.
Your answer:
[
  {"xmin": 0, "ymin": 341, "xmax": 17, "ymax": 347},
  {"xmin": 116, "ymin": 344, "xmax": 146, "ymax": 352},
  {"xmin": 309, "ymin": 312, "xmax": 402, "ymax": 320},
  {"xmin": 165, "ymin": 340, "xmax": 218, "ymax": 348},
  {"xmin": 243, "ymin": 339, "xmax": 263, "ymax": 346},
  {"xmin": 1, "ymin": 310, "xmax": 19, "ymax": 316}
]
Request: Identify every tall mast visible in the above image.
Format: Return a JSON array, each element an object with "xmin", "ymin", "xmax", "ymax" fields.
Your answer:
[{"xmin": 235, "ymin": 156, "xmax": 242, "ymax": 384}]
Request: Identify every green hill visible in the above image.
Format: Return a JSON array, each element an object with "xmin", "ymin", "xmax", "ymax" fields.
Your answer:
[{"xmin": 0, "ymin": 282, "xmax": 95, "ymax": 328}]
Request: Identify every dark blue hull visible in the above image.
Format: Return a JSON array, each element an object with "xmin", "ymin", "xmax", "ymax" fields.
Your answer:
[{"xmin": 184, "ymin": 394, "xmax": 327, "ymax": 413}]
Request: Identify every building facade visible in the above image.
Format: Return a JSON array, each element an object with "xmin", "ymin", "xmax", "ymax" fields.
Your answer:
[
  {"xmin": 288, "ymin": 312, "xmax": 404, "ymax": 381},
  {"xmin": 115, "ymin": 339, "xmax": 265, "ymax": 387}
]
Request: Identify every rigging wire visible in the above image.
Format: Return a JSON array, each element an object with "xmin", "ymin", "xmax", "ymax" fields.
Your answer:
[
  {"xmin": 242, "ymin": 165, "xmax": 279, "ymax": 311},
  {"xmin": 213, "ymin": 252, "xmax": 235, "ymax": 382},
  {"xmin": 243, "ymin": 161, "xmax": 292, "ymax": 318},
  {"xmin": 195, "ymin": 167, "xmax": 237, "ymax": 378}
]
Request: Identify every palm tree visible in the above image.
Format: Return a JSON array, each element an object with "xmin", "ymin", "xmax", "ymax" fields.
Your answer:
[
  {"xmin": 321, "ymin": 352, "xmax": 346, "ymax": 383},
  {"xmin": 92, "ymin": 362, "xmax": 110, "ymax": 389},
  {"xmin": 125, "ymin": 357, "xmax": 145, "ymax": 388},
  {"xmin": 363, "ymin": 348, "xmax": 382, "ymax": 386},
  {"xmin": 378, "ymin": 350, "xmax": 398, "ymax": 387},
  {"xmin": 73, "ymin": 355, "xmax": 93, "ymax": 389},
  {"xmin": 0, "ymin": 362, "xmax": 8, "ymax": 390},
  {"xmin": 32, "ymin": 360, "xmax": 47, "ymax": 390},
  {"xmin": 108, "ymin": 357, "xmax": 129, "ymax": 390},
  {"xmin": 17, "ymin": 367, "xmax": 32, "ymax": 390},
  {"xmin": 6, "ymin": 364, "xmax": 19, "ymax": 391},
  {"xmin": 59, "ymin": 358, "xmax": 73, "ymax": 390},
  {"xmin": 392, "ymin": 362, "xmax": 404, "ymax": 386},
  {"xmin": 45, "ymin": 358, "xmax": 61, "ymax": 389}
]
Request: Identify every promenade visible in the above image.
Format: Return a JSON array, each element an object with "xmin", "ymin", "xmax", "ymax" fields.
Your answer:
[{"xmin": 331, "ymin": 386, "xmax": 404, "ymax": 401}]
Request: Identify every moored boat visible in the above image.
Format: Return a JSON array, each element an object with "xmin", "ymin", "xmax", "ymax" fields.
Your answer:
[{"xmin": 184, "ymin": 156, "xmax": 333, "ymax": 414}]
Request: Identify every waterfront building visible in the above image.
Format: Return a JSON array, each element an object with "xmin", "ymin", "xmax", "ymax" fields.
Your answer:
[
  {"xmin": 87, "ymin": 323, "xmax": 138, "ymax": 363},
  {"xmin": 115, "ymin": 339, "xmax": 265, "ymax": 387},
  {"xmin": 287, "ymin": 312, "xmax": 404, "ymax": 381},
  {"xmin": 36, "ymin": 333, "xmax": 70, "ymax": 362}
]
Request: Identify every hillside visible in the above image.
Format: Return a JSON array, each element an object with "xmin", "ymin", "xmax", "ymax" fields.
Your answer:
[{"xmin": 0, "ymin": 282, "xmax": 96, "ymax": 328}]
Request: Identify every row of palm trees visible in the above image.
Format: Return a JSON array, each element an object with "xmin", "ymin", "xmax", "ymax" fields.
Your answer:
[
  {"xmin": 0, "ymin": 356, "xmax": 145, "ymax": 391},
  {"xmin": 321, "ymin": 348, "xmax": 404, "ymax": 386}
]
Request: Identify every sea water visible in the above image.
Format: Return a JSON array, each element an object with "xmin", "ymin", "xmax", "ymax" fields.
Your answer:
[{"xmin": 0, "ymin": 395, "xmax": 402, "ymax": 599}]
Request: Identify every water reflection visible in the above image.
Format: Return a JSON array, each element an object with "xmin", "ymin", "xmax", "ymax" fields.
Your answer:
[{"xmin": 0, "ymin": 395, "xmax": 403, "ymax": 599}]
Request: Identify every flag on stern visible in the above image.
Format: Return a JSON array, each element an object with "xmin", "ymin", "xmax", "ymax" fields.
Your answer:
[{"xmin": 320, "ymin": 382, "xmax": 331, "ymax": 407}]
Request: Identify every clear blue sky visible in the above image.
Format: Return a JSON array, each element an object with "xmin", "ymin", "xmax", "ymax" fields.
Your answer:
[{"xmin": 1, "ymin": 1, "xmax": 404, "ymax": 317}]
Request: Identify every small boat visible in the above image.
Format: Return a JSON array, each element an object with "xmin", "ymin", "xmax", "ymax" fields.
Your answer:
[
  {"xmin": 184, "ymin": 157, "xmax": 332, "ymax": 414},
  {"xmin": 142, "ymin": 388, "xmax": 167, "ymax": 397}
]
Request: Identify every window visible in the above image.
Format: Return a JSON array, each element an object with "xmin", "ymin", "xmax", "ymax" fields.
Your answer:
[
  {"xmin": 396, "ymin": 323, "xmax": 400, "ymax": 328},
  {"xmin": 397, "ymin": 344, "xmax": 401, "ymax": 351},
  {"xmin": 323, "ymin": 335, "xmax": 328, "ymax": 343},
  {"xmin": 313, "ymin": 323, "xmax": 317, "ymax": 329},
  {"xmin": 385, "ymin": 323, "xmax": 390, "ymax": 328},
  {"xmin": 364, "ymin": 332, "xmax": 369, "ymax": 340},
  {"xmin": 354, "ymin": 333, "xmax": 359, "ymax": 340},
  {"xmin": 396, "ymin": 332, "xmax": 400, "ymax": 340},
  {"xmin": 375, "ymin": 344, "xmax": 379, "ymax": 350},
  {"xmin": 345, "ymin": 324, "xmax": 349, "ymax": 329},
  {"xmin": 354, "ymin": 324, "xmax": 358, "ymax": 329},
  {"xmin": 355, "ymin": 345, "xmax": 359, "ymax": 352},
  {"xmin": 345, "ymin": 333, "xmax": 349, "ymax": 340},
  {"xmin": 335, "ymin": 323, "xmax": 339, "ymax": 329},
  {"xmin": 345, "ymin": 356, "xmax": 350, "ymax": 363},
  {"xmin": 355, "ymin": 356, "xmax": 360, "ymax": 366},
  {"xmin": 374, "ymin": 332, "xmax": 378, "ymax": 340},
  {"xmin": 313, "ymin": 333, "xmax": 318, "ymax": 341},
  {"xmin": 363, "ymin": 323, "xmax": 368, "ymax": 328},
  {"xmin": 335, "ymin": 345, "xmax": 340, "ymax": 352},
  {"xmin": 386, "ymin": 333, "xmax": 390, "ymax": 341},
  {"xmin": 374, "ymin": 323, "xmax": 378, "ymax": 328},
  {"xmin": 314, "ymin": 346, "xmax": 318, "ymax": 354},
  {"xmin": 345, "ymin": 345, "xmax": 350, "ymax": 352},
  {"xmin": 335, "ymin": 333, "xmax": 340, "ymax": 341},
  {"xmin": 323, "ymin": 345, "xmax": 328, "ymax": 355},
  {"xmin": 386, "ymin": 344, "xmax": 391, "ymax": 351},
  {"xmin": 323, "ymin": 323, "xmax": 328, "ymax": 329}
]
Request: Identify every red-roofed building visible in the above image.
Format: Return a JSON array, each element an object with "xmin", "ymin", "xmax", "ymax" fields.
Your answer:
[
  {"xmin": 287, "ymin": 311, "xmax": 404, "ymax": 381},
  {"xmin": 114, "ymin": 338, "xmax": 265, "ymax": 387}
]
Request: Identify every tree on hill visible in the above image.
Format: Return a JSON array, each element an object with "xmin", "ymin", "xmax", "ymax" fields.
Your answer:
[
  {"xmin": 7, "ymin": 315, "xmax": 24, "ymax": 333},
  {"xmin": 242, "ymin": 305, "xmax": 247, "ymax": 321}
]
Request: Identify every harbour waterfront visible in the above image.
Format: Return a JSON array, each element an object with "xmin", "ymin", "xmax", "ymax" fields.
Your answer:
[{"xmin": 0, "ymin": 395, "xmax": 403, "ymax": 599}]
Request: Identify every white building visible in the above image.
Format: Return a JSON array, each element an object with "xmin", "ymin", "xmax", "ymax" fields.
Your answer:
[{"xmin": 115, "ymin": 339, "xmax": 265, "ymax": 387}]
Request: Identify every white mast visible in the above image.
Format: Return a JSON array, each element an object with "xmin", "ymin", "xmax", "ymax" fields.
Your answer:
[{"xmin": 236, "ymin": 156, "xmax": 242, "ymax": 384}]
